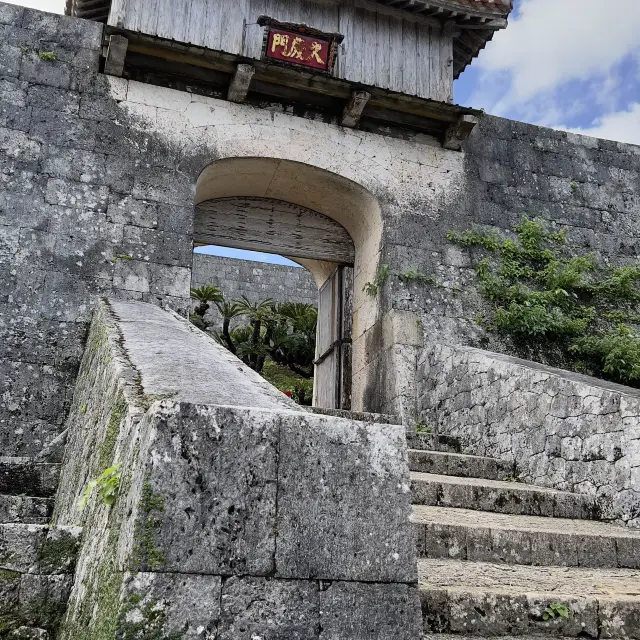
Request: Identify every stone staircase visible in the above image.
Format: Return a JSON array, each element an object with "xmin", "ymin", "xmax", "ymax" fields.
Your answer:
[
  {"xmin": 409, "ymin": 432, "xmax": 640, "ymax": 640},
  {"xmin": 0, "ymin": 457, "xmax": 80, "ymax": 638}
]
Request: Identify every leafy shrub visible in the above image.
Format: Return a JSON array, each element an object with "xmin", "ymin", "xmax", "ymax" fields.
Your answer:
[
  {"xmin": 448, "ymin": 217, "xmax": 640, "ymax": 387},
  {"xmin": 78, "ymin": 464, "xmax": 121, "ymax": 510}
]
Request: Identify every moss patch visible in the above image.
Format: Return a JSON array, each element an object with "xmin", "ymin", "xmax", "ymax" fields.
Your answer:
[
  {"xmin": 37, "ymin": 531, "xmax": 79, "ymax": 574},
  {"xmin": 99, "ymin": 395, "xmax": 127, "ymax": 470},
  {"xmin": 132, "ymin": 481, "xmax": 166, "ymax": 571},
  {"xmin": 116, "ymin": 594, "xmax": 184, "ymax": 640}
]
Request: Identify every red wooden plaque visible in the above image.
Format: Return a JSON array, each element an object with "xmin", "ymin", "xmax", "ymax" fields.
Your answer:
[{"xmin": 266, "ymin": 28, "xmax": 332, "ymax": 72}]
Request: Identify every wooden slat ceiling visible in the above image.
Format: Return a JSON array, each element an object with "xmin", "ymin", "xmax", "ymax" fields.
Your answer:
[{"xmin": 66, "ymin": 0, "xmax": 512, "ymax": 77}]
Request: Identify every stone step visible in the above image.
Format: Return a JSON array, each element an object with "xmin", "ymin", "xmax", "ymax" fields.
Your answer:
[
  {"xmin": 423, "ymin": 636, "xmax": 578, "ymax": 640},
  {"xmin": 0, "ymin": 494, "xmax": 53, "ymax": 524},
  {"xmin": 418, "ymin": 558, "xmax": 640, "ymax": 638},
  {"xmin": 412, "ymin": 505, "xmax": 640, "ymax": 569},
  {"xmin": 409, "ymin": 450, "xmax": 513, "ymax": 481},
  {"xmin": 411, "ymin": 473, "xmax": 596, "ymax": 520},
  {"xmin": 0, "ymin": 457, "xmax": 60, "ymax": 497},
  {"xmin": 306, "ymin": 407, "xmax": 402, "ymax": 424},
  {"xmin": 0, "ymin": 523, "xmax": 81, "ymax": 574},
  {"xmin": 406, "ymin": 432, "xmax": 463, "ymax": 454}
]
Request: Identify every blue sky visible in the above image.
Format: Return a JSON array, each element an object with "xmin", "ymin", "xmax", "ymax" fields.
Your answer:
[{"xmin": 13, "ymin": 0, "xmax": 640, "ymax": 265}]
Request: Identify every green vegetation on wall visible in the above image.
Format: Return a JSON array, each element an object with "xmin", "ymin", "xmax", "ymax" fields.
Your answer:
[{"xmin": 448, "ymin": 217, "xmax": 640, "ymax": 387}]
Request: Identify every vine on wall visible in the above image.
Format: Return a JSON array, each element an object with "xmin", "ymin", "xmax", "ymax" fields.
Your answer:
[{"xmin": 447, "ymin": 217, "xmax": 640, "ymax": 387}]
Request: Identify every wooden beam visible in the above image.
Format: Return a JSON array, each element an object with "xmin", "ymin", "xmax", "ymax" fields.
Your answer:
[
  {"xmin": 227, "ymin": 63, "xmax": 255, "ymax": 104},
  {"xmin": 123, "ymin": 35, "xmax": 482, "ymax": 126},
  {"xmin": 341, "ymin": 91, "xmax": 371, "ymax": 128},
  {"xmin": 443, "ymin": 114, "xmax": 479, "ymax": 150},
  {"xmin": 104, "ymin": 34, "xmax": 128, "ymax": 77}
]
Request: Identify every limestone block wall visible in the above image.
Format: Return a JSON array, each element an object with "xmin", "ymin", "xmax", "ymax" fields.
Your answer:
[
  {"xmin": 3, "ymin": 1, "xmax": 640, "ymax": 442},
  {"xmin": 385, "ymin": 117, "xmax": 640, "ymax": 355},
  {"xmin": 53, "ymin": 299, "xmax": 420, "ymax": 639},
  {"xmin": 417, "ymin": 343, "xmax": 640, "ymax": 527}
]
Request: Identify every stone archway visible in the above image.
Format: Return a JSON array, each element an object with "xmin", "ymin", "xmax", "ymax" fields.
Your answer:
[{"xmin": 194, "ymin": 157, "xmax": 383, "ymax": 411}]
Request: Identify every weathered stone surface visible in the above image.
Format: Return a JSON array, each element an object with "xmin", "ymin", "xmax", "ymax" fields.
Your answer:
[
  {"xmin": 0, "ymin": 459, "xmax": 59, "ymax": 497},
  {"xmin": 219, "ymin": 576, "xmax": 319, "ymax": 640},
  {"xmin": 276, "ymin": 414, "xmax": 415, "ymax": 582},
  {"xmin": 0, "ymin": 495, "xmax": 51, "ymax": 525},
  {"xmin": 108, "ymin": 298, "xmax": 299, "ymax": 411},
  {"xmin": 411, "ymin": 471, "xmax": 596, "ymax": 519},
  {"xmin": 408, "ymin": 449, "xmax": 513, "ymax": 480},
  {"xmin": 319, "ymin": 582, "xmax": 422, "ymax": 640},
  {"xmin": 414, "ymin": 504, "xmax": 640, "ymax": 569},
  {"xmin": 0, "ymin": 570, "xmax": 74, "ymax": 636},
  {"xmin": 55, "ymin": 299, "xmax": 419, "ymax": 638},
  {"xmin": 417, "ymin": 344, "xmax": 640, "ymax": 526},
  {"xmin": 0, "ymin": 524, "xmax": 80, "ymax": 574},
  {"xmin": 127, "ymin": 403, "xmax": 279, "ymax": 576},
  {"xmin": 119, "ymin": 572, "xmax": 221, "ymax": 638},
  {"xmin": 419, "ymin": 558, "xmax": 640, "ymax": 637}
]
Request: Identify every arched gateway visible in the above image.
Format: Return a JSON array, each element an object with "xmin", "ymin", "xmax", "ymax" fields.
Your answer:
[{"xmin": 194, "ymin": 157, "xmax": 383, "ymax": 410}]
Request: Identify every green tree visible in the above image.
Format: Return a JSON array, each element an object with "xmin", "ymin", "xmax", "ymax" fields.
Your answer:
[
  {"xmin": 190, "ymin": 285, "xmax": 224, "ymax": 329},
  {"xmin": 214, "ymin": 300, "xmax": 244, "ymax": 354},
  {"xmin": 235, "ymin": 296, "xmax": 276, "ymax": 371}
]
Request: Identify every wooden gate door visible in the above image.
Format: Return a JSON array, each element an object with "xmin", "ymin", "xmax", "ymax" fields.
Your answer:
[{"xmin": 314, "ymin": 266, "xmax": 352, "ymax": 409}]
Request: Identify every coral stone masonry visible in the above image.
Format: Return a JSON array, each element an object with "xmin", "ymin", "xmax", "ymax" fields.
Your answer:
[{"xmin": 2, "ymin": 0, "xmax": 640, "ymax": 637}]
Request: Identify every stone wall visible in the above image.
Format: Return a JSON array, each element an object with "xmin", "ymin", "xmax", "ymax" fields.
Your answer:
[
  {"xmin": 191, "ymin": 253, "xmax": 317, "ymax": 326},
  {"xmin": 417, "ymin": 343, "xmax": 640, "ymax": 527},
  {"xmin": 385, "ymin": 117, "xmax": 640, "ymax": 353},
  {"xmin": 2, "ymin": 2, "xmax": 640, "ymax": 444},
  {"xmin": 53, "ymin": 299, "xmax": 420, "ymax": 639}
]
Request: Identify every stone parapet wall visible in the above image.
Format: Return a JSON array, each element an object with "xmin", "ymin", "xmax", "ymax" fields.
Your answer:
[
  {"xmin": 53, "ymin": 300, "xmax": 421, "ymax": 639},
  {"xmin": 417, "ymin": 343, "xmax": 640, "ymax": 527}
]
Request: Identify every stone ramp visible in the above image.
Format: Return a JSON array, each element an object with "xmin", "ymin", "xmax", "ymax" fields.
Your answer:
[
  {"xmin": 50, "ymin": 299, "xmax": 421, "ymax": 639},
  {"xmin": 109, "ymin": 298, "xmax": 301, "ymax": 410}
]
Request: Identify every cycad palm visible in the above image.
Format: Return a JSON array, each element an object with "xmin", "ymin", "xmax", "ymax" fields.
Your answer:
[
  {"xmin": 190, "ymin": 285, "xmax": 223, "ymax": 317},
  {"xmin": 215, "ymin": 300, "xmax": 244, "ymax": 353}
]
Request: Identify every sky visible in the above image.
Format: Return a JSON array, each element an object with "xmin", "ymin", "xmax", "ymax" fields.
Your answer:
[{"xmin": 9, "ymin": 0, "xmax": 640, "ymax": 265}]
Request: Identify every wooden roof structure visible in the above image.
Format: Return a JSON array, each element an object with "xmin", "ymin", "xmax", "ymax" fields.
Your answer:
[
  {"xmin": 375, "ymin": 0, "xmax": 512, "ymax": 77},
  {"xmin": 66, "ymin": 0, "xmax": 512, "ymax": 78}
]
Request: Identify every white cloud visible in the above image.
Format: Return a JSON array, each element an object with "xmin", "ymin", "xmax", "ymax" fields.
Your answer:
[
  {"xmin": 479, "ymin": 0, "xmax": 640, "ymax": 103},
  {"xmin": 2, "ymin": 0, "xmax": 63, "ymax": 13},
  {"xmin": 561, "ymin": 103, "xmax": 640, "ymax": 146}
]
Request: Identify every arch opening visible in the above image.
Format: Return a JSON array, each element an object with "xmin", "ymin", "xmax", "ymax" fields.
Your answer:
[{"xmin": 193, "ymin": 157, "xmax": 383, "ymax": 412}]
